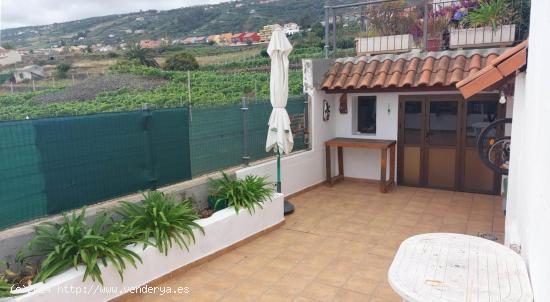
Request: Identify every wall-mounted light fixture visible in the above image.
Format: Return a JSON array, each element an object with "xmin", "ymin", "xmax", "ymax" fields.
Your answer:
[{"xmin": 499, "ymin": 90, "xmax": 507, "ymax": 104}]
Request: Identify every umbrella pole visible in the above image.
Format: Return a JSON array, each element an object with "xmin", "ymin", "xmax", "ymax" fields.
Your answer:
[{"xmin": 277, "ymin": 150, "xmax": 294, "ymax": 215}]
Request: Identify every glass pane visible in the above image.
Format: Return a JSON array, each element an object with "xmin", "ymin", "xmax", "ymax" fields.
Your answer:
[
  {"xmin": 429, "ymin": 101, "xmax": 457, "ymax": 146},
  {"xmin": 466, "ymin": 101, "xmax": 498, "ymax": 147},
  {"xmin": 404, "ymin": 101, "xmax": 422, "ymax": 145},
  {"xmin": 357, "ymin": 96, "xmax": 376, "ymax": 134}
]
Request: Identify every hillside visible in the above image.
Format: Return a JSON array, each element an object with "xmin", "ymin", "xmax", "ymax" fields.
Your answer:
[{"xmin": 0, "ymin": 0, "xmax": 355, "ymax": 49}]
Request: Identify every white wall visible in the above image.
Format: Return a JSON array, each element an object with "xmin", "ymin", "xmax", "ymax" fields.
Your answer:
[
  {"xmin": 332, "ymin": 93, "xmax": 399, "ymax": 180},
  {"xmin": 505, "ymin": 0, "xmax": 550, "ymax": 299}
]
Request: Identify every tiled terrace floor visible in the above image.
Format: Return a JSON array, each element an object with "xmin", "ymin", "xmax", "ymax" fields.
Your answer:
[{"xmin": 129, "ymin": 181, "xmax": 505, "ymax": 302}]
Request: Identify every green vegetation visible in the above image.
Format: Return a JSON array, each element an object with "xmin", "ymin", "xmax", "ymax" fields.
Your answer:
[
  {"xmin": 0, "ymin": 279, "xmax": 12, "ymax": 297},
  {"xmin": 0, "ymin": 65, "xmax": 303, "ymax": 120},
  {"xmin": 0, "ymin": 43, "xmax": 14, "ymax": 50},
  {"xmin": 462, "ymin": 0, "xmax": 515, "ymax": 30},
  {"xmin": 8, "ymin": 172, "xmax": 270, "ymax": 286},
  {"xmin": 117, "ymin": 191, "xmax": 203, "ymax": 255},
  {"xmin": 163, "ymin": 52, "xmax": 199, "ymax": 71},
  {"xmin": 0, "ymin": 260, "xmax": 36, "ymax": 295},
  {"xmin": 209, "ymin": 173, "xmax": 273, "ymax": 215},
  {"xmin": 124, "ymin": 44, "xmax": 159, "ymax": 67},
  {"xmin": 17, "ymin": 210, "xmax": 142, "ymax": 284},
  {"xmin": 54, "ymin": 63, "xmax": 71, "ymax": 79}
]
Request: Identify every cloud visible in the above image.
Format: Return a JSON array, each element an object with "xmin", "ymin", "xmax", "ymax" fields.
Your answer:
[{"xmin": 0, "ymin": 0, "xmax": 226, "ymax": 29}]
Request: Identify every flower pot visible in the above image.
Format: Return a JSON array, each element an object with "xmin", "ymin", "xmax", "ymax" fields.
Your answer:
[
  {"xmin": 8, "ymin": 194, "xmax": 285, "ymax": 302},
  {"xmin": 449, "ymin": 24, "xmax": 516, "ymax": 49},
  {"xmin": 427, "ymin": 38, "xmax": 442, "ymax": 51},
  {"xmin": 355, "ymin": 34, "xmax": 414, "ymax": 55}
]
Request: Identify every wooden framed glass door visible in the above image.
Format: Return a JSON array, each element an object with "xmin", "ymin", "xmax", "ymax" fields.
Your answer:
[
  {"xmin": 398, "ymin": 94, "xmax": 502, "ymax": 194},
  {"xmin": 460, "ymin": 97, "xmax": 504, "ymax": 194},
  {"xmin": 425, "ymin": 97, "xmax": 460, "ymax": 190},
  {"xmin": 398, "ymin": 97, "xmax": 424, "ymax": 186}
]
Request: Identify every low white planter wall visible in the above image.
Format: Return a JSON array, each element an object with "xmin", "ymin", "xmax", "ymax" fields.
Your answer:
[
  {"xmin": 449, "ymin": 24, "xmax": 516, "ymax": 49},
  {"xmin": 6, "ymin": 193, "xmax": 284, "ymax": 302},
  {"xmin": 355, "ymin": 34, "xmax": 413, "ymax": 55}
]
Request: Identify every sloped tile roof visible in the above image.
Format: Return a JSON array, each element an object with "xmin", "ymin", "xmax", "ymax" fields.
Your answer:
[
  {"xmin": 321, "ymin": 48, "xmax": 508, "ymax": 91},
  {"xmin": 457, "ymin": 40, "xmax": 527, "ymax": 99}
]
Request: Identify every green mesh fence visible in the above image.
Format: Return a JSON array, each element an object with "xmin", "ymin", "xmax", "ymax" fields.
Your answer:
[
  {"xmin": 0, "ymin": 108, "xmax": 191, "ymax": 229},
  {"xmin": 190, "ymin": 104, "xmax": 244, "ymax": 176},
  {"xmin": 0, "ymin": 121, "xmax": 48, "ymax": 227},
  {"xmin": 0, "ymin": 96, "xmax": 305, "ymax": 229},
  {"xmin": 248, "ymin": 96, "xmax": 305, "ymax": 161}
]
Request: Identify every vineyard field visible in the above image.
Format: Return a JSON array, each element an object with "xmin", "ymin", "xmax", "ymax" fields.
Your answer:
[{"xmin": 0, "ymin": 65, "xmax": 304, "ymax": 121}]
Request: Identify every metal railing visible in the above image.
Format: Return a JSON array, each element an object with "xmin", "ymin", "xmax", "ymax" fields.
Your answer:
[{"xmin": 324, "ymin": 0, "xmax": 530, "ymax": 57}]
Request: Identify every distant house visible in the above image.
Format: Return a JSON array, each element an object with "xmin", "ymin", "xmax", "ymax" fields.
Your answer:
[
  {"xmin": 139, "ymin": 40, "xmax": 161, "ymax": 49},
  {"xmin": 98, "ymin": 45, "xmax": 115, "ymax": 52},
  {"xmin": 13, "ymin": 65, "xmax": 44, "ymax": 83},
  {"xmin": 195, "ymin": 36, "xmax": 207, "ymax": 44},
  {"xmin": 243, "ymin": 32, "xmax": 261, "ymax": 44},
  {"xmin": 207, "ymin": 35, "xmax": 221, "ymax": 44},
  {"xmin": 259, "ymin": 24, "xmax": 278, "ymax": 42},
  {"xmin": 182, "ymin": 37, "xmax": 196, "ymax": 44},
  {"xmin": 284, "ymin": 22, "xmax": 300, "ymax": 35},
  {"xmin": 232, "ymin": 32, "xmax": 246, "ymax": 44},
  {"xmin": 220, "ymin": 33, "xmax": 234, "ymax": 43},
  {"xmin": 0, "ymin": 48, "xmax": 23, "ymax": 66}
]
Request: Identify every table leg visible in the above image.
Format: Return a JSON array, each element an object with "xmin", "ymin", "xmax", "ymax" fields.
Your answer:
[
  {"xmin": 380, "ymin": 147, "xmax": 388, "ymax": 193},
  {"xmin": 337, "ymin": 146, "xmax": 344, "ymax": 178},
  {"xmin": 326, "ymin": 145, "xmax": 332, "ymax": 186},
  {"xmin": 390, "ymin": 143, "xmax": 396, "ymax": 186}
]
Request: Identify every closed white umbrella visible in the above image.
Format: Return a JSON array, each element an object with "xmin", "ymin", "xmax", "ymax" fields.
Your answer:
[{"xmin": 265, "ymin": 25, "xmax": 294, "ymax": 214}]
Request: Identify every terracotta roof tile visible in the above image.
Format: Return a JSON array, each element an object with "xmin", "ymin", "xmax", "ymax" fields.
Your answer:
[
  {"xmin": 457, "ymin": 40, "xmax": 528, "ymax": 99},
  {"xmin": 321, "ymin": 48, "xmax": 508, "ymax": 91}
]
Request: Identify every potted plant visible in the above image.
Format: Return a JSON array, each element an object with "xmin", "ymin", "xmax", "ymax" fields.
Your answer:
[
  {"xmin": 208, "ymin": 172, "xmax": 273, "ymax": 214},
  {"xmin": 450, "ymin": 0, "xmax": 517, "ymax": 48},
  {"xmin": 356, "ymin": 0, "xmax": 419, "ymax": 54}
]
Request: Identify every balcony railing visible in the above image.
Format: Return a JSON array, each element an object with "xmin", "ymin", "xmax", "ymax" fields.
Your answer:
[{"xmin": 323, "ymin": 0, "xmax": 530, "ymax": 57}]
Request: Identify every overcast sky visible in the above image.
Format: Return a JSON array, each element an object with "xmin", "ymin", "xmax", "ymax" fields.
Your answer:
[{"xmin": 0, "ymin": 0, "xmax": 227, "ymax": 29}]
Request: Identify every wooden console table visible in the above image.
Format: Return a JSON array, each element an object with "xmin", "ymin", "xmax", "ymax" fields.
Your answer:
[{"xmin": 325, "ymin": 137, "xmax": 396, "ymax": 193}]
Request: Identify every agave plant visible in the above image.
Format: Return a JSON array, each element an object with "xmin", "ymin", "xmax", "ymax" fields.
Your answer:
[
  {"xmin": 0, "ymin": 279, "xmax": 12, "ymax": 297},
  {"xmin": 209, "ymin": 172, "xmax": 274, "ymax": 215},
  {"xmin": 0, "ymin": 260, "xmax": 36, "ymax": 295},
  {"xmin": 17, "ymin": 210, "xmax": 142, "ymax": 284},
  {"xmin": 116, "ymin": 191, "xmax": 203, "ymax": 255},
  {"xmin": 462, "ymin": 0, "xmax": 515, "ymax": 31}
]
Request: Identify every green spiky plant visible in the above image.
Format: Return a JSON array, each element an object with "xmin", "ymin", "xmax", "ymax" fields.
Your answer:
[
  {"xmin": 116, "ymin": 191, "xmax": 203, "ymax": 255},
  {"xmin": 0, "ymin": 279, "xmax": 12, "ymax": 298},
  {"xmin": 17, "ymin": 210, "xmax": 142, "ymax": 285},
  {"xmin": 0, "ymin": 260, "xmax": 36, "ymax": 296},
  {"xmin": 462, "ymin": 0, "xmax": 516, "ymax": 31},
  {"xmin": 209, "ymin": 173, "xmax": 274, "ymax": 215}
]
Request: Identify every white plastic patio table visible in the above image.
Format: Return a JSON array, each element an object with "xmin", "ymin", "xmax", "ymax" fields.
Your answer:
[{"xmin": 388, "ymin": 233, "xmax": 533, "ymax": 302}]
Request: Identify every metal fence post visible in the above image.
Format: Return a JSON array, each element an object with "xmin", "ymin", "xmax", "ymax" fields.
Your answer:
[
  {"xmin": 422, "ymin": 0, "xmax": 429, "ymax": 52},
  {"xmin": 142, "ymin": 103, "xmax": 158, "ymax": 190},
  {"xmin": 332, "ymin": 7, "xmax": 337, "ymax": 55},
  {"xmin": 304, "ymin": 93, "xmax": 310, "ymax": 150},
  {"xmin": 324, "ymin": 4, "xmax": 330, "ymax": 58},
  {"xmin": 241, "ymin": 97, "xmax": 250, "ymax": 166}
]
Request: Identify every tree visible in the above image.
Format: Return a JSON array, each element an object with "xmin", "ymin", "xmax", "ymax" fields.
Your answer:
[
  {"xmin": 124, "ymin": 43, "xmax": 159, "ymax": 67},
  {"xmin": 1, "ymin": 43, "xmax": 14, "ymax": 50},
  {"xmin": 55, "ymin": 63, "xmax": 71, "ymax": 79},
  {"xmin": 162, "ymin": 52, "xmax": 199, "ymax": 71}
]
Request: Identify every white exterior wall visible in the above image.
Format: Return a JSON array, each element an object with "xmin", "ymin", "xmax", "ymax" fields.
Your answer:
[
  {"xmin": 236, "ymin": 60, "xmax": 337, "ymax": 195},
  {"xmin": 505, "ymin": 0, "xmax": 550, "ymax": 300}
]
